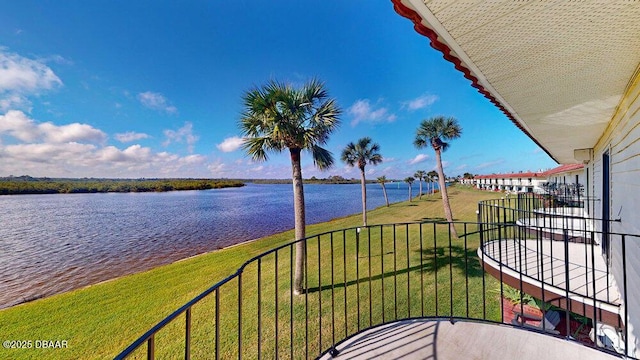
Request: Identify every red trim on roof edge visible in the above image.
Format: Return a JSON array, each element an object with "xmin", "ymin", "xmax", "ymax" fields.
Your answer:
[
  {"xmin": 472, "ymin": 164, "xmax": 584, "ymax": 179},
  {"xmin": 391, "ymin": 0, "xmax": 558, "ymax": 163}
]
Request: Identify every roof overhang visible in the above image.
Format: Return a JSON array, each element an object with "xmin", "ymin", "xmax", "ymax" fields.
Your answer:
[{"xmin": 392, "ymin": 0, "xmax": 640, "ymax": 164}]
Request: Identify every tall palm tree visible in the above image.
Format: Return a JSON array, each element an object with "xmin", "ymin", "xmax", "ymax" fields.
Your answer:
[
  {"xmin": 414, "ymin": 116, "xmax": 462, "ymax": 238},
  {"xmin": 414, "ymin": 170, "xmax": 426, "ymax": 199},
  {"xmin": 240, "ymin": 79, "xmax": 341, "ymax": 294},
  {"xmin": 377, "ymin": 176, "xmax": 390, "ymax": 207},
  {"xmin": 341, "ymin": 137, "xmax": 382, "ymax": 227},
  {"xmin": 404, "ymin": 176, "xmax": 415, "ymax": 202}
]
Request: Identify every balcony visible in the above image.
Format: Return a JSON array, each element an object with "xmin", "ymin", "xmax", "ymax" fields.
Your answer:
[
  {"xmin": 477, "ymin": 194, "xmax": 632, "ymax": 349},
  {"xmin": 115, "ymin": 200, "xmax": 636, "ymax": 359}
]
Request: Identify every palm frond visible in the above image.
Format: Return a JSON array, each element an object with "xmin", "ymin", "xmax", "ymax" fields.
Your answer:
[
  {"xmin": 310, "ymin": 145, "xmax": 334, "ymax": 170},
  {"xmin": 341, "ymin": 137, "xmax": 382, "ymax": 169},
  {"xmin": 238, "ymin": 78, "xmax": 341, "ymax": 171},
  {"xmin": 241, "ymin": 137, "xmax": 273, "ymax": 162},
  {"xmin": 413, "ymin": 137, "xmax": 427, "ymax": 149},
  {"xmin": 415, "ymin": 116, "xmax": 462, "ymax": 151}
]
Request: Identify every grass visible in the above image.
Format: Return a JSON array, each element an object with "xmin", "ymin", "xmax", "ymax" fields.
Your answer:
[{"xmin": 0, "ymin": 185, "xmax": 502, "ymax": 360}]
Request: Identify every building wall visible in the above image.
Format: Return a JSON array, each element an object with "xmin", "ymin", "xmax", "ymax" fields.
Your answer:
[{"xmin": 591, "ymin": 65, "xmax": 640, "ymax": 356}]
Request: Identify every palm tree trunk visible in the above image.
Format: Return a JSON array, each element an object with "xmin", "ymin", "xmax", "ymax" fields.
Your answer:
[
  {"xmin": 435, "ymin": 149, "xmax": 458, "ymax": 238},
  {"xmin": 408, "ymin": 185, "xmax": 412, "ymax": 202},
  {"xmin": 419, "ymin": 180, "xmax": 423, "ymax": 199},
  {"xmin": 290, "ymin": 148, "xmax": 306, "ymax": 295},
  {"xmin": 359, "ymin": 168, "xmax": 367, "ymax": 227},
  {"xmin": 381, "ymin": 183, "xmax": 389, "ymax": 207}
]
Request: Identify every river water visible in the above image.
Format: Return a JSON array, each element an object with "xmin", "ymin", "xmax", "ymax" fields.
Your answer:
[{"xmin": 0, "ymin": 182, "xmax": 427, "ymax": 309}]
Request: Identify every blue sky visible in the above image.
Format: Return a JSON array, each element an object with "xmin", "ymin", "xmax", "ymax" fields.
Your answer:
[{"xmin": 0, "ymin": 0, "xmax": 557, "ymax": 179}]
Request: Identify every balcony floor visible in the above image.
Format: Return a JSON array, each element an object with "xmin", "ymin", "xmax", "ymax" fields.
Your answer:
[
  {"xmin": 321, "ymin": 319, "xmax": 616, "ymax": 360},
  {"xmin": 479, "ymin": 239, "xmax": 621, "ymax": 325},
  {"xmin": 481, "ymin": 239, "xmax": 619, "ymax": 302}
]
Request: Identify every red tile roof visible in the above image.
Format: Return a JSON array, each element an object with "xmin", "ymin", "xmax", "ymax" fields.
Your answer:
[{"xmin": 543, "ymin": 163, "xmax": 584, "ymax": 176}]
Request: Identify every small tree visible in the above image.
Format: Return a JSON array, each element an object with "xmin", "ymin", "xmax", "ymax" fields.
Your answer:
[
  {"xmin": 427, "ymin": 170, "xmax": 438, "ymax": 194},
  {"xmin": 404, "ymin": 176, "xmax": 415, "ymax": 202},
  {"xmin": 377, "ymin": 175, "xmax": 390, "ymax": 207},
  {"xmin": 341, "ymin": 137, "xmax": 383, "ymax": 227},
  {"xmin": 414, "ymin": 170, "xmax": 426, "ymax": 199}
]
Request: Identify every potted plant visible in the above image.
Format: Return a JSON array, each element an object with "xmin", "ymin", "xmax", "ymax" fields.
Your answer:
[{"xmin": 497, "ymin": 285, "xmax": 543, "ymax": 325}]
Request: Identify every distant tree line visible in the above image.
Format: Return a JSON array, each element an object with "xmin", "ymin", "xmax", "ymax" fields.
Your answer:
[
  {"xmin": 0, "ymin": 176, "xmax": 244, "ymax": 195},
  {"xmin": 250, "ymin": 175, "xmax": 366, "ymax": 185}
]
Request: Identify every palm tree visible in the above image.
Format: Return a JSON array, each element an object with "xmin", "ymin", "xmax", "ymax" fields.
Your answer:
[
  {"xmin": 240, "ymin": 79, "xmax": 341, "ymax": 294},
  {"xmin": 414, "ymin": 116, "xmax": 462, "ymax": 238},
  {"xmin": 404, "ymin": 176, "xmax": 415, "ymax": 202},
  {"xmin": 341, "ymin": 137, "xmax": 383, "ymax": 227},
  {"xmin": 414, "ymin": 170, "xmax": 426, "ymax": 199},
  {"xmin": 377, "ymin": 176, "xmax": 390, "ymax": 207},
  {"xmin": 427, "ymin": 170, "xmax": 438, "ymax": 194}
]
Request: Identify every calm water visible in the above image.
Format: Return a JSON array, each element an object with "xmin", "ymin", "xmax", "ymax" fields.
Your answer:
[{"xmin": 0, "ymin": 182, "xmax": 427, "ymax": 309}]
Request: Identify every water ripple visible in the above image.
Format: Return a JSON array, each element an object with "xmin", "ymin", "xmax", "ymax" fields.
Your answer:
[{"xmin": 0, "ymin": 182, "xmax": 420, "ymax": 308}]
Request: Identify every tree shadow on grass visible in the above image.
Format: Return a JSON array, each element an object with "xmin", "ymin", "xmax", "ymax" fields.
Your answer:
[
  {"xmin": 418, "ymin": 217, "xmax": 447, "ymax": 222},
  {"xmin": 305, "ymin": 262, "xmax": 429, "ymax": 294},
  {"xmin": 305, "ymin": 245, "xmax": 483, "ymax": 294},
  {"xmin": 417, "ymin": 245, "xmax": 484, "ymax": 278}
]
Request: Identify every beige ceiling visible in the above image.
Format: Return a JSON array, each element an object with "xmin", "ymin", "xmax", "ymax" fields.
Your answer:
[{"xmin": 395, "ymin": 0, "xmax": 640, "ymax": 163}]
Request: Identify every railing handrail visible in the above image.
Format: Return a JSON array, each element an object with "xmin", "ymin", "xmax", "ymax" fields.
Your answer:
[
  {"xmin": 115, "ymin": 219, "xmax": 461, "ymax": 359},
  {"xmin": 115, "ymin": 215, "xmax": 638, "ymax": 359}
]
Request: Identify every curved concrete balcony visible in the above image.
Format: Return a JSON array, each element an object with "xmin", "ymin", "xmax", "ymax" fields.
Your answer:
[
  {"xmin": 321, "ymin": 319, "xmax": 617, "ymax": 360},
  {"xmin": 478, "ymin": 237, "xmax": 621, "ymax": 326},
  {"xmin": 516, "ymin": 207, "xmax": 594, "ymax": 242},
  {"xmin": 476, "ymin": 194, "xmax": 625, "ymax": 330}
]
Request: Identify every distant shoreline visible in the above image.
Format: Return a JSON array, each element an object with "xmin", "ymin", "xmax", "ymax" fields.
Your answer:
[
  {"xmin": 0, "ymin": 177, "xmax": 245, "ymax": 195},
  {"xmin": 0, "ymin": 176, "xmax": 413, "ymax": 195}
]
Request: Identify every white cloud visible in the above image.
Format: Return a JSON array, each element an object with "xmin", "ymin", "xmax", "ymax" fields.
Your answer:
[
  {"xmin": 180, "ymin": 154, "xmax": 206, "ymax": 165},
  {"xmin": 0, "ymin": 94, "xmax": 27, "ymax": 112},
  {"xmin": 3, "ymin": 142, "xmax": 97, "ymax": 163},
  {"xmin": 0, "ymin": 112, "xmax": 210, "ymax": 178},
  {"xmin": 163, "ymin": 122, "xmax": 199, "ymax": 153},
  {"xmin": 475, "ymin": 159, "xmax": 505, "ymax": 170},
  {"xmin": 208, "ymin": 161, "xmax": 226, "ymax": 174},
  {"xmin": 40, "ymin": 122, "xmax": 106, "ymax": 143},
  {"xmin": 402, "ymin": 94, "xmax": 438, "ymax": 111},
  {"xmin": 0, "ymin": 110, "xmax": 106, "ymax": 144},
  {"xmin": 217, "ymin": 136, "xmax": 244, "ymax": 153},
  {"xmin": 0, "ymin": 49, "xmax": 63, "ymax": 111},
  {"xmin": 348, "ymin": 99, "xmax": 396, "ymax": 126},
  {"xmin": 0, "ymin": 110, "xmax": 39, "ymax": 141},
  {"xmin": 409, "ymin": 154, "xmax": 429, "ymax": 165},
  {"xmin": 39, "ymin": 54, "xmax": 73, "ymax": 66},
  {"xmin": 115, "ymin": 131, "xmax": 150, "ymax": 143},
  {"xmin": 137, "ymin": 91, "xmax": 177, "ymax": 114}
]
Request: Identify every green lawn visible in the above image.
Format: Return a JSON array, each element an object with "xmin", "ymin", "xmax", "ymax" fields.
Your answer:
[{"xmin": 0, "ymin": 185, "xmax": 502, "ymax": 360}]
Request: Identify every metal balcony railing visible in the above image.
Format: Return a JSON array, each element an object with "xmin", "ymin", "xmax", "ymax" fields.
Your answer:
[
  {"xmin": 114, "ymin": 199, "xmax": 637, "ymax": 359},
  {"xmin": 477, "ymin": 193, "xmax": 636, "ymax": 356}
]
